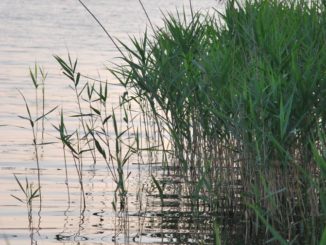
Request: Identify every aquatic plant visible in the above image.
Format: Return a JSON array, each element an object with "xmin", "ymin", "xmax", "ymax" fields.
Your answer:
[
  {"xmin": 10, "ymin": 0, "xmax": 326, "ymax": 243},
  {"xmin": 29, "ymin": 63, "xmax": 47, "ymax": 143},
  {"xmin": 53, "ymin": 53, "xmax": 149, "ymax": 213},
  {"xmin": 114, "ymin": 0, "xmax": 326, "ymax": 243},
  {"xmin": 18, "ymin": 65, "xmax": 57, "ymax": 205},
  {"xmin": 11, "ymin": 175, "xmax": 40, "ymax": 244},
  {"xmin": 11, "ymin": 175, "xmax": 40, "ymax": 220}
]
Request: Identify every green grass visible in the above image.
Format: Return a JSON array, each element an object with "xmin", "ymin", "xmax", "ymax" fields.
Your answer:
[
  {"xmin": 12, "ymin": 0, "xmax": 326, "ymax": 243},
  {"xmin": 114, "ymin": 0, "xmax": 326, "ymax": 243}
]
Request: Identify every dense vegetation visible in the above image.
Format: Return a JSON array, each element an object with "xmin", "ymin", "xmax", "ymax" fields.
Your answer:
[{"xmin": 113, "ymin": 0, "xmax": 326, "ymax": 243}]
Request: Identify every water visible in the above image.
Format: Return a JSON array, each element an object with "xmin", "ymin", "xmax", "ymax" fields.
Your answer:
[{"xmin": 0, "ymin": 1, "xmax": 222, "ymax": 244}]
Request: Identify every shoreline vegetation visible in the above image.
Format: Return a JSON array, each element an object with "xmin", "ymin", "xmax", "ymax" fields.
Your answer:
[
  {"xmin": 12, "ymin": 0, "xmax": 326, "ymax": 244},
  {"xmin": 113, "ymin": 0, "xmax": 326, "ymax": 243}
]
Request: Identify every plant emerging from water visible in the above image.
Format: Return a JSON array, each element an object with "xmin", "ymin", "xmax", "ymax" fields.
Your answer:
[
  {"xmin": 17, "ymin": 64, "xmax": 56, "ymax": 213},
  {"xmin": 11, "ymin": 0, "xmax": 326, "ymax": 243},
  {"xmin": 53, "ymin": 54, "xmax": 144, "ymax": 213},
  {"xmin": 11, "ymin": 175, "xmax": 40, "ymax": 244},
  {"xmin": 11, "ymin": 175, "xmax": 40, "ymax": 222},
  {"xmin": 113, "ymin": 0, "xmax": 326, "ymax": 243}
]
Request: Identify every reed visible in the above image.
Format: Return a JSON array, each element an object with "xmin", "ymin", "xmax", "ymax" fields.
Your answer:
[
  {"xmin": 29, "ymin": 63, "xmax": 47, "ymax": 143},
  {"xmin": 11, "ymin": 175, "xmax": 40, "ymax": 245},
  {"xmin": 53, "ymin": 54, "xmax": 151, "ymax": 213},
  {"xmin": 11, "ymin": 0, "xmax": 326, "ymax": 243},
  {"xmin": 18, "ymin": 66, "xmax": 56, "ymax": 213},
  {"xmin": 114, "ymin": 0, "xmax": 326, "ymax": 243}
]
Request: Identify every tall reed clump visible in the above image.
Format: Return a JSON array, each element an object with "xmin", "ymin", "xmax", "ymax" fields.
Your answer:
[{"xmin": 113, "ymin": 0, "xmax": 326, "ymax": 243}]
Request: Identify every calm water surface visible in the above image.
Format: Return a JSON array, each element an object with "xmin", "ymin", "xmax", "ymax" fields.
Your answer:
[{"xmin": 0, "ymin": 1, "xmax": 221, "ymax": 244}]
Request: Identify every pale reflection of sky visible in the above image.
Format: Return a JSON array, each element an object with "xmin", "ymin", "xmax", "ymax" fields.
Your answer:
[{"xmin": 0, "ymin": 0, "xmax": 221, "ymax": 158}]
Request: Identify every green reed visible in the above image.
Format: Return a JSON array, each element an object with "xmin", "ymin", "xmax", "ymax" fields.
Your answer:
[
  {"xmin": 53, "ymin": 54, "xmax": 149, "ymax": 213},
  {"xmin": 11, "ymin": 0, "xmax": 326, "ymax": 243},
  {"xmin": 29, "ymin": 63, "xmax": 47, "ymax": 143},
  {"xmin": 11, "ymin": 175, "xmax": 40, "ymax": 244},
  {"xmin": 114, "ymin": 0, "xmax": 326, "ymax": 243},
  {"xmin": 11, "ymin": 175, "xmax": 40, "ymax": 225},
  {"xmin": 18, "ymin": 65, "xmax": 56, "ymax": 205}
]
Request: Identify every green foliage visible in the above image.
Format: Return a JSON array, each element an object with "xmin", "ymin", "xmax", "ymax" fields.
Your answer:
[
  {"xmin": 52, "ymin": 53, "xmax": 141, "ymax": 212},
  {"xmin": 14, "ymin": 0, "xmax": 326, "ymax": 243},
  {"xmin": 11, "ymin": 175, "xmax": 40, "ymax": 206},
  {"xmin": 151, "ymin": 174, "xmax": 164, "ymax": 203},
  {"xmin": 115, "ymin": 0, "xmax": 326, "ymax": 243}
]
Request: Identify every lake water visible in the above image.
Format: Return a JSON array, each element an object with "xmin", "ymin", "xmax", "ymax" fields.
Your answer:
[{"xmin": 0, "ymin": 1, "xmax": 222, "ymax": 244}]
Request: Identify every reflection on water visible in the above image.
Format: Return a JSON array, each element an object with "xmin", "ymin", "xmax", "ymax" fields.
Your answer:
[
  {"xmin": 2, "ymin": 163, "xmax": 215, "ymax": 244},
  {"xmin": 0, "ymin": 0, "xmax": 222, "ymax": 244}
]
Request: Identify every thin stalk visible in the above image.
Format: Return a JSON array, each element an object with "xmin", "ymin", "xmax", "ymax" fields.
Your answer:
[
  {"xmin": 78, "ymin": 0, "xmax": 123, "ymax": 55},
  {"xmin": 138, "ymin": 0, "xmax": 155, "ymax": 32}
]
